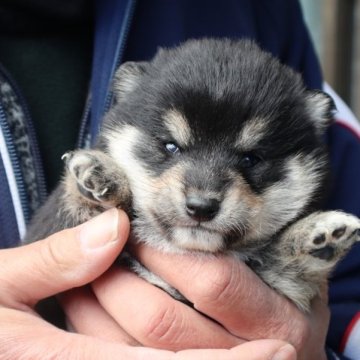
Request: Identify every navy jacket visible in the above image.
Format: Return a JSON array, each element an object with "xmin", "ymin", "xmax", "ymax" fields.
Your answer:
[{"xmin": 0, "ymin": 1, "xmax": 359, "ymax": 358}]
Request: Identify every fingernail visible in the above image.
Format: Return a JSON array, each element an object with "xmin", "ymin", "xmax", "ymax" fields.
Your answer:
[
  {"xmin": 271, "ymin": 344, "xmax": 296, "ymax": 360},
  {"xmin": 79, "ymin": 208, "xmax": 119, "ymax": 250}
]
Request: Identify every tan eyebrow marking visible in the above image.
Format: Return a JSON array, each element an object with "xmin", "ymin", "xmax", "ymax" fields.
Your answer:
[
  {"xmin": 162, "ymin": 109, "xmax": 192, "ymax": 147},
  {"xmin": 236, "ymin": 117, "xmax": 268, "ymax": 150}
]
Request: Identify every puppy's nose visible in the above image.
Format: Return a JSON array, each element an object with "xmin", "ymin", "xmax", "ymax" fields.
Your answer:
[{"xmin": 185, "ymin": 196, "xmax": 220, "ymax": 222}]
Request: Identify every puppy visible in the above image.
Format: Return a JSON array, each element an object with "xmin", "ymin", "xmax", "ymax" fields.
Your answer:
[{"xmin": 25, "ymin": 39, "xmax": 360, "ymax": 312}]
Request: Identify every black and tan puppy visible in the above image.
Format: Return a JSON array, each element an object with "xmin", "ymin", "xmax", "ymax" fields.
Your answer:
[{"xmin": 26, "ymin": 39, "xmax": 360, "ymax": 312}]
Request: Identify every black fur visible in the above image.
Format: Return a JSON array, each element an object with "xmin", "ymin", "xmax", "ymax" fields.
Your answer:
[
  {"xmin": 25, "ymin": 39, "xmax": 360, "ymax": 312},
  {"xmin": 101, "ymin": 39, "xmax": 330, "ymax": 196}
]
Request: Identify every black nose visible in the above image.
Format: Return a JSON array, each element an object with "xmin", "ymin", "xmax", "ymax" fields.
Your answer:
[{"xmin": 185, "ymin": 196, "xmax": 220, "ymax": 222}]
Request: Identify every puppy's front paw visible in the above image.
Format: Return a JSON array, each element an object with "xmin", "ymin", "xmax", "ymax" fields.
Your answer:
[
  {"xmin": 301, "ymin": 211, "xmax": 360, "ymax": 262},
  {"xmin": 63, "ymin": 150, "xmax": 119, "ymax": 204}
]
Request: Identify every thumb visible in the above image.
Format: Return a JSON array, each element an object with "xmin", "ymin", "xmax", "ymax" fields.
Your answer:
[
  {"xmin": 176, "ymin": 341, "xmax": 296, "ymax": 360},
  {"xmin": 228, "ymin": 340, "xmax": 296, "ymax": 360},
  {"xmin": 0, "ymin": 208, "xmax": 129, "ymax": 307}
]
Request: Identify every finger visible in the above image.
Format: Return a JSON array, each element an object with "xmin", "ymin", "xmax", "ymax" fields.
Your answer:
[
  {"xmin": 92, "ymin": 266, "xmax": 242, "ymax": 351},
  {"xmin": 303, "ymin": 294, "xmax": 330, "ymax": 360},
  {"xmin": 134, "ymin": 246, "xmax": 308, "ymax": 346},
  {"xmin": 0, "ymin": 307, "xmax": 174, "ymax": 360},
  {"xmin": 0, "ymin": 307, "xmax": 295, "ymax": 360},
  {"xmin": 59, "ymin": 286, "xmax": 140, "ymax": 345},
  {"xmin": 0, "ymin": 209, "xmax": 129, "ymax": 308}
]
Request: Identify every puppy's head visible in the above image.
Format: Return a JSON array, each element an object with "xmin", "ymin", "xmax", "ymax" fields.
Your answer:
[{"xmin": 102, "ymin": 39, "xmax": 335, "ymax": 252}]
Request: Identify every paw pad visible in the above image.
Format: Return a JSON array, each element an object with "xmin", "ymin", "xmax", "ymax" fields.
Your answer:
[
  {"xmin": 309, "ymin": 245, "xmax": 335, "ymax": 261},
  {"xmin": 332, "ymin": 226, "xmax": 346, "ymax": 239},
  {"xmin": 354, "ymin": 229, "xmax": 360, "ymax": 238},
  {"xmin": 304, "ymin": 212, "xmax": 360, "ymax": 262},
  {"xmin": 313, "ymin": 234, "xmax": 326, "ymax": 245}
]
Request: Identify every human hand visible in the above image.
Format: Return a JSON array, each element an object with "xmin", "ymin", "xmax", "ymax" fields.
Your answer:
[
  {"xmin": 61, "ymin": 287, "xmax": 297, "ymax": 359},
  {"xmin": 67, "ymin": 243, "xmax": 326, "ymax": 360},
  {"xmin": 131, "ymin": 247, "xmax": 329, "ymax": 360},
  {"xmin": 0, "ymin": 208, "xmax": 295, "ymax": 360}
]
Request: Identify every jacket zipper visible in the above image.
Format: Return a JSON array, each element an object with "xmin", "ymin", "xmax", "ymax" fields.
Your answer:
[
  {"xmin": 77, "ymin": 95, "xmax": 92, "ymax": 148},
  {"xmin": 0, "ymin": 63, "xmax": 48, "ymax": 213},
  {"xmin": 0, "ymin": 104, "xmax": 29, "ymax": 224},
  {"xmin": 80, "ymin": 0, "xmax": 137, "ymax": 147},
  {"xmin": 103, "ymin": 0, "xmax": 137, "ymax": 115}
]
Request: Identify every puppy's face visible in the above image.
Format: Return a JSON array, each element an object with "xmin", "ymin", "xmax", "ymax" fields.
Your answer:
[{"xmin": 102, "ymin": 39, "xmax": 334, "ymax": 252}]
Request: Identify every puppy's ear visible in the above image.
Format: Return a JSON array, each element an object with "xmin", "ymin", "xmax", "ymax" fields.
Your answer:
[
  {"xmin": 305, "ymin": 90, "xmax": 336, "ymax": 134},
  {"xmin": 113, "ymin": 61, "xmax": 147, "ymax": 100}
]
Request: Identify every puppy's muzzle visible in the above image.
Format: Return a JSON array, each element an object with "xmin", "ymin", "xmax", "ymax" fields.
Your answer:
[{"xmin": 185, "ymin": 195, "xmax": 220, "ymax": 222}]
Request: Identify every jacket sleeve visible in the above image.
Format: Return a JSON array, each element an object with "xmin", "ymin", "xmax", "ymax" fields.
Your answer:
[
  {"xmin": 326, "ymin": 348, "xmax": 353, "ymax": 360},
  {"xmin": 324, "ymin": 84, "xmax": 360, "ymax": 359}
]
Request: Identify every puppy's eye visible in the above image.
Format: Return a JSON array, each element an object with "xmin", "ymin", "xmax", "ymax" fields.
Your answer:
[
  {"xmin": 239, "ymin": 153, "xmax": 262, "ymax": 168},
  {"xmin": 165, "ymin": 142, "xmax": 181, "ymax": 155}
]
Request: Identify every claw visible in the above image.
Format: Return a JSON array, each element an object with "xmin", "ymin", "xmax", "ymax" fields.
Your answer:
[
  {"xmin": 61, "ymin": 152, "xmax": 72, "ymax": 162},
  {"xmin": 100, "ymin": 187, "xmax": 109, "ymax": 196}
]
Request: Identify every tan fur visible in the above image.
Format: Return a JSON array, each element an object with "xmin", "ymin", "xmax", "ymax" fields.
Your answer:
[
  {"xmin": 236, "ymin": 117, "xmax": 268, "ymax": 150},
  {"xmin": 163, "ymin": 109, "xmax": 192, "ymax": 147}
]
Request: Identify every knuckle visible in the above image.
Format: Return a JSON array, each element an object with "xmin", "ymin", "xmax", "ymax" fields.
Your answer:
[
  {"xmin": 63, "ymin": 337, "xmax": 100, "ymax": 360},
  {"xmin": 39, "ymin": 229, "xmax": 75, "ymax": 277},
  {"xmin": 144, "ymin": 303, "xmax": 181, "ymax": 344},
  {"xmin": 291, "ymin": 320, "xmax": 311, "ymax": 350},
  {"xmin": 192, "ymin": 260, "xmax": 236, "ymax": 306},
  {"xmin": 268, "ymin": 309, "xmax": 311, "ymax": 351}
]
